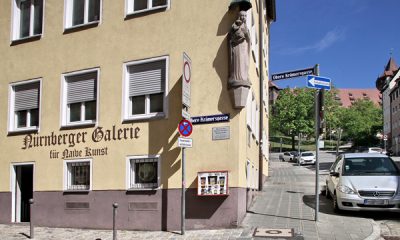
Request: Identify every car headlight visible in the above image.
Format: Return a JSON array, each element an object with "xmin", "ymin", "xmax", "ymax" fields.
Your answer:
[{"xmin": 337, "ymin": 185, "xmax": 356, "ymax": 194}]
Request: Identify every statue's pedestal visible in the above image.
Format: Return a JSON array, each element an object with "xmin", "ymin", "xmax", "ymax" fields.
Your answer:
[{"xmin": 230, "ymin": 85, "xmax": 250, "ymax": 109}]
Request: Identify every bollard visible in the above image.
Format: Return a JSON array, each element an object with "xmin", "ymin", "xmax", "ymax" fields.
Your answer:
[
  {"xmin": 29, "ymin": 199, "xmax": 34, "ymax": 239},
  {"xmin": 112, "ymin": 203, "xmax": 118, "ymax": 240}
]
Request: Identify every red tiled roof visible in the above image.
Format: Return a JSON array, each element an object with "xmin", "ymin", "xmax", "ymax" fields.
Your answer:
[{"xmin": 337, "ymin": 89, "xmax": 381, "ymax": 108}]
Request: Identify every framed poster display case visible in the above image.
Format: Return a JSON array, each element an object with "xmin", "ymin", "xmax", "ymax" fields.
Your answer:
[{"xmin": 197, "ymin": 171, "xmax": 229, "ymax": 196}]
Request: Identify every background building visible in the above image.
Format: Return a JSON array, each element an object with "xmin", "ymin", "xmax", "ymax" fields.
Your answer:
[
  {"xmin": 0, "ymin": 0, "xmax": 275, "ymax": 231},
  {"xmin": 376, "ymin": 57, "xmax": 400, "ymax": 153},
  {"xmin": 335, "ymin": 88, "xmax": 381, "ymax": 108}
]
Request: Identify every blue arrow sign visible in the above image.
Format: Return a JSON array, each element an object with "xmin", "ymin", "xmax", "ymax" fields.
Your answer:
[{"xmin": 307, "ymin": 75, "xmax": 331, "ymax": 90}]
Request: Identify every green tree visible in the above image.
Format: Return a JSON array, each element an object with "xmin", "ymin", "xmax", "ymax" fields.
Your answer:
[
  {"xmin": 270, "ymin": 88, "xmax": 314, "ymax": 149},
  {"xmin": 324, "ymin": 88, "xmax": 342, "ymax": 139},
  {"xmin": 338, "ymin": 99, "xmax": 382, "ymax": 146}
]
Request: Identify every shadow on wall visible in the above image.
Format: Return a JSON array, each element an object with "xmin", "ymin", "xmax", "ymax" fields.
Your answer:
[
  {"xmin": 185, "ymin": 178, "xmax": 228, "ymax": 220},
  {"xmin": 148, "ymin": 77, "xmax": 182, "ymax": 230},
  {"xmin": 213, "ymin": 10, "xmax": 240, "ymax": 118}
]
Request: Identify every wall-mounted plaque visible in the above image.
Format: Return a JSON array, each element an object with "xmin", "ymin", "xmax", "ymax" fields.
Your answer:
[{"xmin": 212, "ymin": 126, "xmax": 230, "ymax": 140}]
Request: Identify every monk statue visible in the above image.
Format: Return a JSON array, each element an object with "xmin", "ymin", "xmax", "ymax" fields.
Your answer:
[{"xmin": 228, "ymin": 10, "xmax": 251, "ymax": 89}]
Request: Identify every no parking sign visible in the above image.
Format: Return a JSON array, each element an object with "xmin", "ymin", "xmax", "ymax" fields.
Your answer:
[{"xmin": 178, "ymin": 119, "xmax": 192, "ymax": 137}]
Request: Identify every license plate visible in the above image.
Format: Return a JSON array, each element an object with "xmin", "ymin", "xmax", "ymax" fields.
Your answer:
[{"xmin": 363, "ymin": 199, "xmax": 389, "ymax": 205}]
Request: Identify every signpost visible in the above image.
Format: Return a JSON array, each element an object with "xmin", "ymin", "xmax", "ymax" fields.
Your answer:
[
  {"xmin": 178, "ymin": 137, "xmax": 193, "ymax": 148},
  {"xmin": 178, "ymin": 120, "xmax": 193, "ymax": 137},
  {"xmin": 384, "ymin": 135, "xmax": 388, "ymax": 153},
  {"xmin": 182, "ymin": 52, "xmax": 191, "ymax": 109},
  {"xmin": 306, "ymin": 65, "xmax": 333, "ymax": 222},
  {"xmin": 180, "ymin": 53, "xmax": 192, "ymax": 236},
  {"xmin": 307, "ymin": 75, "xmax": 331, "ymax": 90},
  {"xmin": 191, "ymin": 114, "xmax": 230, "ymax": 125},
  {"xmin": 271, "ymin": 67, "xmax": 315, "ymax": 81}
]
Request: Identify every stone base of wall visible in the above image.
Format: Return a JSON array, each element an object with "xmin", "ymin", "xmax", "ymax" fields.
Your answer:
[
  {"xmin": 0, "ymin": 192, "xmax": 11, "ymax": 223},
  {"xmin": 0, "ymin": 188, "xmax": 247, "ymax": 231}
]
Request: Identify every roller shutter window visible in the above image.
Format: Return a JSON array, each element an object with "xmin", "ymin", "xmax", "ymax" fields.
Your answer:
[
  {"xmin": 66, "ymin": 72, "xmax": 97, "ymax": 123},
  {"xmin": 14, "ymin": 82, "xmax": 40, "ymax": 129},
  {"xmin": 128, "ymin": 59, "xmax": 165, "ymax": 116}
]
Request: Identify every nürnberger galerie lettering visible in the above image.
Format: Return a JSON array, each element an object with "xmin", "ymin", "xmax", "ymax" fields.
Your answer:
[{"xmin": 22, "ymin": 125, "xmax": 140, "ymax": 149}]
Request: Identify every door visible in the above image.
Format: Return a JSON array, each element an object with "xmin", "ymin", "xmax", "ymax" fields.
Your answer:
[{"xmin": 13, "ymin": 164, "xmax": 33, "ymax": 222}]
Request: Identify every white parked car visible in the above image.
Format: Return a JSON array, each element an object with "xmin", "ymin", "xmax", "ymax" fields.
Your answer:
[
  {"xmin": 298, "ymin": 151, "xmax": 316, "ymax": 165},
  {"xmin": 368, "ymin": 147, "xmax": 384, "ymax": 153},
  {"xmin": 367, "ymin": 147, "xmax": 387, "ymax": 155},
  {"xmin": 282, "ymin": 151, "xmax": 297, "ymax": 162},
  {"xmin": 325, "ymin": 153, "xmax": 400, "ymax": 212}
]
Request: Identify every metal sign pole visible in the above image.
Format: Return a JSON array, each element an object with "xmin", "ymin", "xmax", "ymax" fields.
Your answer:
[
  {"xmin": 315, "ymin": 91, "xmax": 320, "ymax": 222},
  {"xmin": 181, "ymin": 147, "xmax": 186, "ymax": 235},
  {"xmin": 314, "ymin": 65, "xmax": 320, "ymax": 222}
]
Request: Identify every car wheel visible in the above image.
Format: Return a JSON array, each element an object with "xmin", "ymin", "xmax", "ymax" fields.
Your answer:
[{"xmin": 333, "ymin": 192, "xmax": 340, "ymax": 213}]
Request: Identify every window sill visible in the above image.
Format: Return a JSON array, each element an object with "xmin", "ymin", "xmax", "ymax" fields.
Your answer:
[
  {"xmin": 63, "ymin": 21, "xmax": 100, "ymax": 34},
  {"xmin": 126, "ymin": 187, "xmax": 159, "ymax": 192},
  {"xmin": 10, "ymin": 34, "xmax": 42, "ymax": 46},
  {"xmin": 123, "ymin": 113, "xmax": 166, "ymax": 123},
  {"xmin": 63, "ymin": 189, "xmax": 90, "ymax": 194},
  {"xmin": 61, "ymin": 122, "xmax": 96, "ymax": 130},
  {"xmin": 8, "ymin": 127, "xmax": 39, "ymax": 136},
  {"xmin": 125, "ymin": 5, "xmax": 168, "ymax": 19}
]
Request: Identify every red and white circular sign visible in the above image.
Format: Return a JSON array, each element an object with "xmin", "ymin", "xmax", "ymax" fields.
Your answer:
[{"xmin": 183, "ymin": 61, "xmax": 191, "ymax": 83}]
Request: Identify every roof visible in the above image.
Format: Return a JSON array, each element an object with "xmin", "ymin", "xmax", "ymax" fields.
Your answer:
[
  {"xmin": 380, "ymin": 57, "xmax": 398, "ymax": 77},
  {"xmin": 336, "ymin": 88, "xmax": 381, "ymax": 108},
  {"xmin": 268, "ymin": 80, "xmax": 281, "ymax": 90},
  {"xmin": 376, "ymin": 57, "xmax": 399, "ymax": 91}
]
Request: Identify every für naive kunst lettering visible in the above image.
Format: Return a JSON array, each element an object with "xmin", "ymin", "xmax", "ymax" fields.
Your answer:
[{"xmin": 22, "ymin": 125, "xmax": 140, "ymax": 150}]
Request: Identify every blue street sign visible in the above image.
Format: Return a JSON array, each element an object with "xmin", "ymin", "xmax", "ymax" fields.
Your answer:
[{"xmin": 307, "ymin": 75, "xmax": 331, "ymax": 90}]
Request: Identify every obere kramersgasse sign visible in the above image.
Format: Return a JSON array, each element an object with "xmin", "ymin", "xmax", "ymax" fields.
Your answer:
[{"xmin": 271, "ymin": 67, "xmax": 315, "ymax": 81}]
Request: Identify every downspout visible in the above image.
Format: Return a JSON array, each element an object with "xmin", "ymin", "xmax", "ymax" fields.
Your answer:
[{"xmin": 258, "ymin": 0, "xmax": 264, "ymax": 191}]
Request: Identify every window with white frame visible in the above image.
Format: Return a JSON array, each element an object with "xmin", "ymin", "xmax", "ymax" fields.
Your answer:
[
  {"xmin": 123, "ymin": 56, "xmax": 168, "ymax": 121},
  {"xmin": 65, "ymin": 0, "xmax": 101, "ymax": 29},
  {"xmin": 251, "ymin": 95, "xmax": 256, "ymax": 137},
  {"xmin": 126, "ymin": 0, "xmax": 169, "ymax": 15},
  {"xmin": 246, "ymin": 160, "xmax": 251, "ymax": 189},
  {"xmin": 246, "ymin": 92, "xmax": 258, "ymax": 140},
  {"xmin": 246, "ymin": 92, "xmax": 252, "ymax": 129},
  {"xmin": 127, "ymin": 156, "xmax": 160, "ymax": 190},
  {"xmin": 11, "ymin": 0, "xmax": 43, "ymax": 41},
  {"xmin": 61, "ymin": 69, "xmax": 98, "ymax": 126},
  {"xmin": 9, "ymin": 80, "xmax": 41, "ymax": 132},
  {"xmin": 64, "ymin": 159, "xmax": 91, "ymax": 191}
]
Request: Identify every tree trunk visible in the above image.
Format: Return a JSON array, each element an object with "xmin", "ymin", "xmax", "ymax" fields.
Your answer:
[{"xmin": 292, "ymin": 135, "xmax": 295, "ymax": 150}]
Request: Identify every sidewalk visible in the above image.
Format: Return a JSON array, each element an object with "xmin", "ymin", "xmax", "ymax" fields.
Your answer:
[
  {"xmin": 0, "ymin": 224, "xmax": 253, "ymax": 240},
  {"xmin": 241, "ymin": 160, "xmax": 381, "ymax": 240}
]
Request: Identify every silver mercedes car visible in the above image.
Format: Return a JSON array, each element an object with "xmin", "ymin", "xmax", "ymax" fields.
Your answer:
[{"xmin": 325, "ymin": 153, "xmax": 400, "ymax": 212}]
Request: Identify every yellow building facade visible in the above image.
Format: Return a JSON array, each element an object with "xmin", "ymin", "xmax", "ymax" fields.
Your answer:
[{"xmin": 0, "ymin": 0, "xmax": 275, "ymax": 230}]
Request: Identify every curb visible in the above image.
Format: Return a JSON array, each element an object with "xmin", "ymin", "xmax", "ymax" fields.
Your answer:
[{"xmin": 364, "ymin": 220, "xmax": 382, "ymax": 240}]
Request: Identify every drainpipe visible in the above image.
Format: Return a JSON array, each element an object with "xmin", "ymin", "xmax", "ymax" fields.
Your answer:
[{"xmin": 258, "ymin": 0, "xmax": 264, "ymax": 191}]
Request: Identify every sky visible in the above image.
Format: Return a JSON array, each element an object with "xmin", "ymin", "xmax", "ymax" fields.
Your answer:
[{"xmin": 269, "ymin": 0, "xmax": 400, "ymax": 89}]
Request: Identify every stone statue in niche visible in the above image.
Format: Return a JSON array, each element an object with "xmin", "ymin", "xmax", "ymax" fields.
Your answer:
[{"xmin": 228, "ymin": 10, "xmax": 251, "ymax": 89}]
